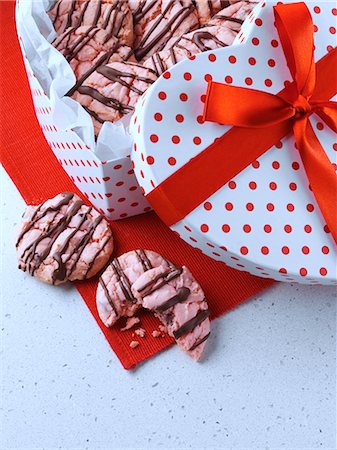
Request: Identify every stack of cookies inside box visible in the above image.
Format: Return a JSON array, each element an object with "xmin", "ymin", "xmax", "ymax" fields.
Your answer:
[{"xmin": 48, "ymin": 0, "xmax": 257, "ymax": 136}]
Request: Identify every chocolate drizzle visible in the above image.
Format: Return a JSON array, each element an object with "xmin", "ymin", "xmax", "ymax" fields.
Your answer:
[
  {"xmin": 77, "ymin": 0, "xmax": 90, "ymax": 25},
  {"xmin": 188, "ymin": 331, "xmax": 211, "ymax": 351},
  {"xmin": 134, "ymin": 2, "xmax": 196, "ymax": 61},
  {"xmin": 156, "ymin": 287, "xmax": 190, "ymax": 313},
  {"xmin": 99, "ymin": 275, "xmax": 118, "ymax": 316},
  {"xmin": 150, "ymin": 52, "xmax": 166, "ymax": 76},
  {"xmin": 77, "ymin": 85, "xmax": 134, "ymax": 114},
  {"xmin": 51, "ymin": 0, "xmax": 127, "ymax": 42},
  {"xmin": 66, "ymin": 47, "xmax": 117, "ymax": 96},
  {"xmin": 85, "ymin": 234, "xmax": 112, "ymax": 277},
  {"xmin": 92, "ymin": 0, "xmax": 103, "ymax": 26},
  {"xmin": 74, "ymin": 63, "xmax": 155, "ymax": 114},
  {"xmin": 173, "ymin": 309, "xmax": 210, "ymax": 340},
  {"xmin": 20, "ymin": 195, "xmax": 83, "ymax": 277},
  {"xmin": 62, "ymin": 26, "xmax": 100, "ymax": 62},
  {"xmin": 53, "ymin": 212, "xmax": 104, "ymax": 283},
  {"xmin": 82, "ymin": 105, "xmax": 105, "ymax": 123},
  {"xmin": 65, "ymin": 0, "xmax": 77, "ymax": 29},
  {"xmin": 111, "ymin": 257, "xmax": 136, "ymax": 302},
  {"xmin": 17, "ymin": 193, "xmax": 107, "ymax": 283},
  {"xmin": 16, "ymin": 192, "xmax": 74, "ymax": 247},
  {"xmin": 211, "ymin": 14, "xmax": 244, "ymax": 25},
  {"xmin": 138, "ymin": 267, "xmax": 183, "ymax": 297},
  {"xmin": 135, "ymin": 249, "xmax": 153, "ymax": 271},
  {"xmin": 52, "ymin": 205, "xmax": 91, "ymax": 281},
  {"xmin": 190, "ymin": 30, "xmax": 227, "ymax": 51},
  {"xmin": 97, "ymin": 65, "xmax": 155, "ymax": 94},
  {"xmin": 133, "ymin": 0, "xmax": 158, "ymax": 24}
]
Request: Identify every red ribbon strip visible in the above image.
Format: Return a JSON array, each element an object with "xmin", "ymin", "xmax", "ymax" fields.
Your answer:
[{"xmin": 146, "ymin": 3, "xmax": 337, "ymax": 245}]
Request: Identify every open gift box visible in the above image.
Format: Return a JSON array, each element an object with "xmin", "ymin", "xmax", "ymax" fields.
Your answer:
[
  {"xmin": 15, "ymin": 0, "xmax": 151, "ymax": 220},
  {"xmin": 130, "ymin": 0, "xmax": 337, "ymax": 285}
]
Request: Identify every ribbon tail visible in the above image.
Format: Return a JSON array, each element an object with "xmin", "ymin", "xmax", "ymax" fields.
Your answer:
[
  {"xmin": 294, "ymin": 117, "xmax": 337, "ymax": 245},
  {"xmin": 313, "ymin": 101, "xmax": 337, "ymax": 133}
]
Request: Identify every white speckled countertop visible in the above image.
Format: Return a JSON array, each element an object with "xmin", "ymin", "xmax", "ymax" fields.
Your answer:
[{"xmin": 1, "ymin": 167, "xmax": 336, "ymax": 450}]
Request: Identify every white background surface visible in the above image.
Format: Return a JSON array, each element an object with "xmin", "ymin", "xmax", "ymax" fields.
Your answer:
[{"xmin": 1, "ymin": 167, "xmax": 336, "ymax": 450}]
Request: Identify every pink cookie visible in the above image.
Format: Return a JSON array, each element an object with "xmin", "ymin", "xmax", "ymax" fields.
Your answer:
[
  {"xmin": 130, "ymin": 0, "xmax": 199, "ymax": 61},
  {"xmin": 96, "ymin": 249, "xmax": 172, "ymax": 327},
  {"xmin": 52, "ymin": 25, "xmax": 123, "ymax": 80},
  {"xmin": 132, "ymin": 265, "xmax": 211, "ymax": 360},
  {"xmin": 71, "ymin": 60, "xmax": 157, "ymax": 134},
  {"xmin": 208, "ymin": 1, "xmax": 256, "ymax": 28},
  {"xmin": 16, "ymin": 193, "xmax": 114, "ymax": 285},
  {"xmin": 49, "ymin": 0, "xmax": 134, "ymax": 46},
  {"xmin": 190, "ymin": 0, "xmax": 257, "ymax": 25},
  {"xmin": 186, "ymin": 0, "xmax": 231, "ymax": 25}
]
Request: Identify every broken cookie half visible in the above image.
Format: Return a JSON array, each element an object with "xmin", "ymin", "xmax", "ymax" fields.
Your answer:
[{"xmin": 96, "ymin": 249, "xmax": 211, "ymax": 360}]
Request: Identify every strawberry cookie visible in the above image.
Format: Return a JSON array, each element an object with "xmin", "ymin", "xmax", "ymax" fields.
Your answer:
[
  {"xmin": 96, "ymin": 248, "xmax": 211, "ymax": 360},
  {"xmin": 71, "ymin": 60, "xmax": 157, "ymax": 134},
  {"xmin": 52, "ymin": 25, "xmax": 126, "ymax": 80},
  {"xmin": 49, "ymin": 0, "xmax": 134, "ymax": 46},
  {"xmin": 96, "ymin": 249, "xmax": 172, "ymax": 327},
  {"xmin": 16, "ymin": 193, "xmax": 113, "ymax": 285},
  {"xmin": 130, "ymin": 0, "xmax": 199, "ymax": 61}
]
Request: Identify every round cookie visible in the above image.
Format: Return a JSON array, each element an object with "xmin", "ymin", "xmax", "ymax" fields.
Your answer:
[
  {"xmin": 71, "ymin": 60, "xmax": 157, "ymax": 135},
  {"xmin": 96, "ymin": 250, "xmax": 172, "ymax": 327},
  {"xmin": 208, "ymin": 0, "xmax": 256, "ymax": 28},
  {"xmin": 129, "ymin": 0, "xmax": 199, "ymax": 61},
  {"xmin": 16, "ymin": 193, "xmax": 114, "ymax": 285},
  {"xmin": 49, "ymin": 0, "xmax": 134, "ymax": 46},
  {"xmin": 132, "ymin": 265, "xmax": 211, "ymax": 360},
  {"xmin": 52, "ymin": 25, "xmax": 120, "ymax": 80}
]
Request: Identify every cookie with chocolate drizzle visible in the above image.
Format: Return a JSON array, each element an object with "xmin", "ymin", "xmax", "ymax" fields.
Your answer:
[
  {"xmin": 130, "ymin": 0, "xmax": 199, "ymax": 61},
  {"xmin": 49, "ymin": 0, "xmax": 134, "ymax": 46},
  {"xmin": 132, "ymin": 265, "xmax": 211, "ymax": 360},
  {"xmin": 52, "ymin": 25, "xmax": 132, "ymax": 81},
  {"xmin": 96, "ymin": 249, "xmax": 173, "ymax": 327},
  {"xmin": 16, "ymin": 193, "xmax": 114, "ymax": 285},
  {"xmin": 71, "ymin": 60, "xmax": 157, "ymax": 135}
]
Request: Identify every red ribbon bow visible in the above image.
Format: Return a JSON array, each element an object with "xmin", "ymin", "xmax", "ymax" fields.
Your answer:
[{"xmin": 147, "ymin": 3, "xmax": 337, "ymax": 245}]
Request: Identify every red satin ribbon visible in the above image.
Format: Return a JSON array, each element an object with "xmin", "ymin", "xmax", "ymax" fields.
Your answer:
[{"xmin": 146, "ymin": 3, "xmax": 337, "ymax": 245}]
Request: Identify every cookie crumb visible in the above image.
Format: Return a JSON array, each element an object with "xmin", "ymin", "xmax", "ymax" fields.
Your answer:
[
  {"xmin": 152, "ymin": 330, "xmax": 161, "ymax": 338},
  {"xmin": 159, "ymin": 324, "xmax": 167, "ymax": 333},
  {"xmin": 135, "ymin": 328, "xmax": 146, "ymax": 338},
  {"xmin": 130, "ymin": 341, "xmax": 139, "ymax": 349},
  {"xmin": 121, "ymin": 317, "xmax": 140, "ymax": 331}
]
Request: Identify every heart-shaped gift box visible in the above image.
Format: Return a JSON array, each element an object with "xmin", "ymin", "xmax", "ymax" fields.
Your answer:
[{"xmin": 131, "ymin": 0, "xmax": 337, "ymax": 285}]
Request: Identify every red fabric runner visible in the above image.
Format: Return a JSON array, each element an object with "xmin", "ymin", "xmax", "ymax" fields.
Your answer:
[{"xmin": 0, "ymin": 1, "xmax": 273, "ymax": 369}]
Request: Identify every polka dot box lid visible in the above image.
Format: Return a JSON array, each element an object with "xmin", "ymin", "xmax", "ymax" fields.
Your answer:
[{"xmin": 130, "ymin": 0, "xmax": 337, "ymax": 285}]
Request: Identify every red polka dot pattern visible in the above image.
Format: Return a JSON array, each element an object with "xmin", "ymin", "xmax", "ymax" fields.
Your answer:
[{"xmin": 129, "ymin": 1, "xmax": 337, "ymax": 285}]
